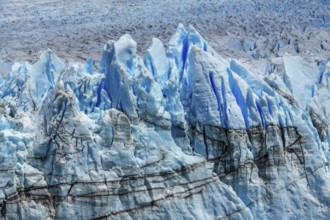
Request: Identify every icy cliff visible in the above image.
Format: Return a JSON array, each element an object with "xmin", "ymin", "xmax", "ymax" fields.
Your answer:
[{"xmin": 0, "ymin": 25, "xmax": 329, "ymax": 219}]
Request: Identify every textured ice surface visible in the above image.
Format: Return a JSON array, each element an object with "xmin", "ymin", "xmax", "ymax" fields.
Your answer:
[
  {"xmin": 0, "ymin": 24, "xmax": 330, "ymax": 219},
  {"xmin": 1, "ymin": 0, "xmax": 330, "ymax": 63}
]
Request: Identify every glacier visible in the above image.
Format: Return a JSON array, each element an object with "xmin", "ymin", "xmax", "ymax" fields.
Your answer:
[{"xmin": 0, "ymin": 24, "xmax": 329, "ymax": 219}]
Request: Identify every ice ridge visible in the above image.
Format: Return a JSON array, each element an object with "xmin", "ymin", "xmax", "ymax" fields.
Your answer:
[{"xmin": 0, "ymin": 24, "xmax": 329, "ymax": 219}]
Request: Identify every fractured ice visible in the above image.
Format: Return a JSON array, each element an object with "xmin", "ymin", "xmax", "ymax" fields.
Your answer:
[{"xmin": 0, "ymin": 24, "xmax": 329, "ymax": 219}]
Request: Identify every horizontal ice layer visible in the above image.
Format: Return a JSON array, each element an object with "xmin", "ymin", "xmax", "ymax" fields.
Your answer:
[{"xmin": 0, "ymin": 24, "xmax": 329, "ymax": 219}]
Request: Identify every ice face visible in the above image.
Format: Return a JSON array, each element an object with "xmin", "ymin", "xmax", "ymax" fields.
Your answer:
[
  {"xmin": 28, "ymin": 49, "xmax": 65, "ymax": 102},
  {"xmin": 0, "ymin": 24, "xmax": 329, "ymax": 219}
]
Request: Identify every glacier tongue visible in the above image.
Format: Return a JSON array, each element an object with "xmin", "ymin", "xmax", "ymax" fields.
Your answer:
[{"xmin": 0, "ymin": 24, "xmax": 329, "ymax": 219}]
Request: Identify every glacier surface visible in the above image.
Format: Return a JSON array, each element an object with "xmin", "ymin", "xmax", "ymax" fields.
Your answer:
[{"xmin": 0, "ymin": 24, "xmax": 329, "ymax": 219}]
